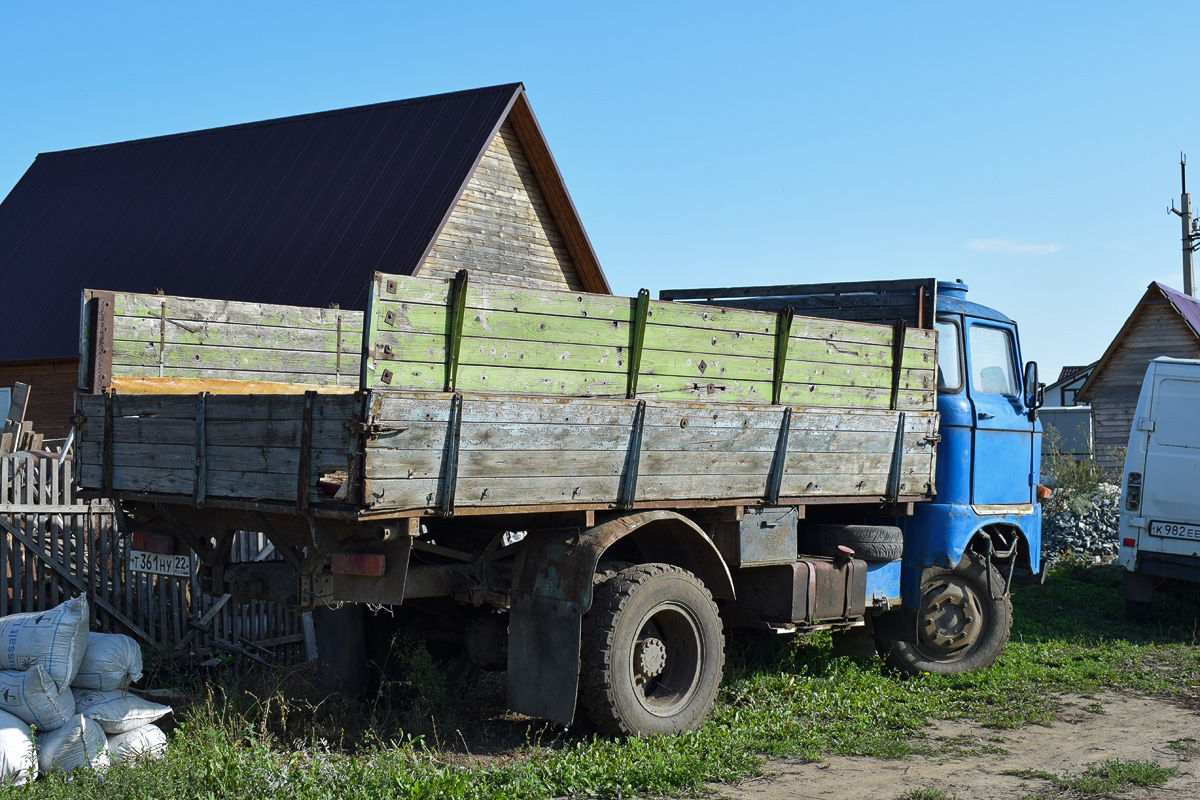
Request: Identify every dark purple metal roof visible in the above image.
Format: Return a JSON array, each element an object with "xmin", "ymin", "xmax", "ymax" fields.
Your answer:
[
  {"xmin": 1156, "ymin": 281, "xmax": 1200, "ymax": 338},
  {"xmin": 0, "ymin": 83, "xmax": 523, "ymax": 361}
]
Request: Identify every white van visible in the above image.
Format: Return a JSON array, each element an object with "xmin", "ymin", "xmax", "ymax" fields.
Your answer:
[{"xmin": 1119, "ymin": 357, "xmax": 1200, "ymax": 620}]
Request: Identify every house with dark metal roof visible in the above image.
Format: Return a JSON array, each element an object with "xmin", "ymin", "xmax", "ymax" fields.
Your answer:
[
  {"xmin": 1076, "ymin": 281, "xmax": 1200, "ymax": 469},
  {"xmin": 0, "ymin": 83, "xmax": 610, "ymax": 438}
]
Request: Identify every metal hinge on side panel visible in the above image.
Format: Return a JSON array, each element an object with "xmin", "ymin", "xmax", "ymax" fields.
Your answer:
[
  {"xmin": 345, "ymin": 419, "xmax": 406, "ymax": 439},
  {"xmin": 1136, "ymin": 417, "xmax": 1155, "ymax": 432},
  {"xmin": 1029, "ymin": 472, "xmax": 1036, "ymax": 486}
]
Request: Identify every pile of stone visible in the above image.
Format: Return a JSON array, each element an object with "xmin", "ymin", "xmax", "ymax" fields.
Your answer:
[
  {"xmin": 0, "ymin": 597, "xmax": 172, "ymax": 784},
  {"xmin": 1041, "ymin": 483, "xmax": 1121, "ymax": 564}
]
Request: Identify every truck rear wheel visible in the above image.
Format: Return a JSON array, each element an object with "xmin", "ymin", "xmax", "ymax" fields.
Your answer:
[
  {"xmin": 580, "ymin": 563, "xmax": 724, "ymax": 736},
  {"xmin": 879, "ymin": 551, "xmax": 1012, "ymax": 676}
]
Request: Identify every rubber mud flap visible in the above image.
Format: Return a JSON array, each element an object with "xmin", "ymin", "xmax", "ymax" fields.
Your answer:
[{"xmin": 507, "ymin": 595, "xmax": 582, "ymax": 725}]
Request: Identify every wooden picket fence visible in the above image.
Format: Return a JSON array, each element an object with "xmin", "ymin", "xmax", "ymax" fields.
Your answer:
[{"xmin": 0, "ymin": 452, "xmax": 308, "ymax": 663}]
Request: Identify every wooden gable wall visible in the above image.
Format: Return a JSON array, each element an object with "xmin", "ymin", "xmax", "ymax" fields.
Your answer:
[
  {"xmin": 1086, "ymin": 295, "xmax": 1200, "ymax": 469},
  {"xmin": 419, "ymin": 121, "xmax": 586, "ymax": 291}
]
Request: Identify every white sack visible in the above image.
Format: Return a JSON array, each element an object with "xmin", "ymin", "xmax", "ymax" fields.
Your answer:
[
  {"xmin": 71, "ymin": 688, "xmax": 171, "ymax": 735},
  {"xmin": 36, "ymin": 714, "xmax": 108, "ymax": 774},
  {"xmin": 0, "ymin": 596, "xmax": 89, "ymax": 690},
  {"xmin": 106, "ymin": 723, "xmax": 167, "ymax": 764},
  {"xmin": 0, "ymin": 665, "xmax": 75, "ymax": 731},
  {"xmin": 0, "ymin": 708, "xmax": 37, "ymax": 785},
  {"xmin": 73, "ymin": 633, "xmax": 143, "ymax": 691}
]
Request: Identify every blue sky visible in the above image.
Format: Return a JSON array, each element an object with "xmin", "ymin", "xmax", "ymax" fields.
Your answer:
[{"xmin": 3, "ymin": 2, "xmax": 1198, "ymax": 380}]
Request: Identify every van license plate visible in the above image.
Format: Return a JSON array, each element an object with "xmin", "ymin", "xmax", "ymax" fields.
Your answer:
[
  {"xmin": 129, "ymin": 550, "xmax": 192, "ymax": 577},
  {"xmin": 1149, "ymin": 521, "xmax": 1200, "ymax": 542}
]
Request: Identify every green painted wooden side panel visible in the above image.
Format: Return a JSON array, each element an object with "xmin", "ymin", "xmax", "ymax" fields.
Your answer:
[
  {"xmin": 108, "ymin": 293, "xmax": 363, "ymax": 386},
  {"xmin": 365, "ymin": 272, "xmax": 936, "ymax": 412}
]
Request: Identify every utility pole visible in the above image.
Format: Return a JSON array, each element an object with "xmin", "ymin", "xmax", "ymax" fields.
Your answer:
[{"xmin": 1170, "ymin": 154, "xmax": 1197, "ymax": 297}]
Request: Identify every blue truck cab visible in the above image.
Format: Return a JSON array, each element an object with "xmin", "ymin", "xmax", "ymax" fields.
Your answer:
[
  {"xmin": 661, "ymin": 278, "xmax": 1044, "ymax": 675},
  {"xmin": 903, "ymin": 279, "xmax": 1044, "ymax": 594}
]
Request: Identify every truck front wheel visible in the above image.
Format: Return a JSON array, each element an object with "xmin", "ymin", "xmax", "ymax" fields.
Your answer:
[
  {"xmin": 580, "ymin": 563, "xmax": 724, "ymax": 736},
  {"xmin": 879, "ymin": 551, "xmax": 1012, "ymax": 676}
]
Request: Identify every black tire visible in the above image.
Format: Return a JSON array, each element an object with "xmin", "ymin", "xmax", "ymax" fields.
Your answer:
[
  {"xmin": 806, "ymin": 524, "xmax": 904, "ymax": 561},
  {"xmin": 580, "ymin": 563, "xmax": 724, "ymax": 736},
  {"xmin": 1123, "ymin": 571, "xmax": 1154, "ymax": 622},
  {"xmin": 878, "ymin": 551, "xmax": 1012, "ymax": 676}
]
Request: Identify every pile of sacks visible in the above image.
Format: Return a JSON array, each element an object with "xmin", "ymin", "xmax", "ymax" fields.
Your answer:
[{"xmin": 0, "ymin": 596, "xmax": 172, "ymax": 784}]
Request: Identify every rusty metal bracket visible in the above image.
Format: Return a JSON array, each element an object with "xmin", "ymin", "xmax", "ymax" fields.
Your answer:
[
  {"xmin": 437, "ymin": 393, "xmax": 464, "ymax": 516},
  {"xmin": 445, "ymin": 270, "xmax": 469, "ymax": 392},
  {"xmin": 193, "ymin": 392, "xmax": 208, "ymax": 508},
  {"xmin": 626, "ymin": 289, "xmax": 650, "ymax": 399},
  {"xmin": 771, "ymin": 306, "xmax": 794, "ymax": 405},
  {"xmin": 158, "ymin": 301, "xmax": 167, "ymax": 378},
  {"xmin": 766, "ymin": 406, "xmax": 793, "ymax": 504},
  {"xmin": 618, "ymin": 400, "xmax": 647, "ymax": 508},
  {"xmin": 102, "ymin": 391, "xmax": 114, "ymax": 497},
  {"xmin": 889, "ymin": 318, "xmax": 907, "ymax": 410},
  {"xmin": 335, "ymin": 314, "xmax": 343, "ymax": 385},
  {"xmin": 885, "ymin": 411, "xmax": 906, "ymax": 503},
  {"xmin": 296, "ymin": 391, "xmax": 315, "ymax": 512}
]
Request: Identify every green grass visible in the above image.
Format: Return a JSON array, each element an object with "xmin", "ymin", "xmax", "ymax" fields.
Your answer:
[
  {"xmin": 17, "ymin": 562, "xmax": 1200, "ymax": 799},
  {"xmin": 1007, "ymin": 758, "xmax": 1178, "ymax": 795}
]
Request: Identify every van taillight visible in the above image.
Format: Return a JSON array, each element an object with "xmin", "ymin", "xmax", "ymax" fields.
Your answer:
[{"xmin": 1125, "ymin": 472, "xmax": 1142, "ymax": 511}]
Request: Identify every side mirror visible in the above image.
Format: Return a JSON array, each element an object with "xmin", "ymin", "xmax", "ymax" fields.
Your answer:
[{"xmin": 1023, "ymin": 361, "xmax": 1042, "ymax": 410}]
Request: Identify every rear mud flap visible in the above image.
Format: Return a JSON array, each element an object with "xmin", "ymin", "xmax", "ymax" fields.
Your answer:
[{"xmin": 507, "ymin": 595, "xmax": 582, "ymax": 725}]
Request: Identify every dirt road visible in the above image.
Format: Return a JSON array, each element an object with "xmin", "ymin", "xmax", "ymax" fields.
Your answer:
[{"xmin": 716, "ymin": 693, "xmax": 1200, "ymax": 799}]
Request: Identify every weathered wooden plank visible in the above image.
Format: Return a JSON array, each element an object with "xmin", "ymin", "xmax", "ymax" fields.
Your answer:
[
  {"xmin": 80, "ymin": 441, "xmax": 349, "ymax": 475},
  {"xmin": 81, "ymin": 392, "xmax": 359, "ymax": 421},
  {"xmin": 641, "ymin": 326, "xmax": 933, "ymax": 368},
  {"xmin": 111, "ymin": 339, "xmax": 359, "ymax": 375},
  {"xmin": 365, "ymin": 448, "xmax": 932, "ymax": 481},
  {"xmin": 80, "ymin": 464, "xmax": 325, "ymax": 501},
  {"xmin": 364, "ymin": 462, "xmax": 933, "ymax": 510},
  {"xmin": 109, "ymin": 377, "xmax": 358, "ymax": 395},
  {"xmin": 367, "ymin": 420, "xmax": 934, "ymax": 456},
  {"xmin": 367, "ymin": 359, "xmax": 932, "ymax": 407},
  {"xmin": 81, "ymin": 417, "xmax": 349, "ymax": 448},
  {"xmin": 113, "ymin": 294, "xmax": 364, "ymax": 330},
  {"xmin": 114, "ymin": 366, "xmax": 359, "ymax": 386},
  {"xmin": 112, "ymin": 316, "xmax": 362, "ymax": 353},
  {"xmin": 370, "ymin": 393, "xmax": 938, "ymax": 433}
]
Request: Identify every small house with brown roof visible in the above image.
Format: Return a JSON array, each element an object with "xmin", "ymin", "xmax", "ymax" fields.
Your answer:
[
  {"xmin": 1076, "ymin": 281, "xmax": 1200, "ymax": 469},
  {"xmin": 0, "ymin": 83, "xmax": 609, "ymax": 439}
]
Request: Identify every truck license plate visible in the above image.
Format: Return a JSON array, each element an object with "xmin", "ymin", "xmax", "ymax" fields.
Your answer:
[
  {"xmin": 129, "ymin": 550, "xmax": 193, "ymax": 577},
  {"xmin": 1149, "ymin": 521, "xmax": 1200, "ymax": 542}
]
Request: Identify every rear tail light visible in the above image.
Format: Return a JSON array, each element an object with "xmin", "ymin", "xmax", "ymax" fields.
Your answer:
[
  {"xmin": 1122, "ymin": 538, "xmax": 1136, "ymax": 547},
  {"xmin": 1125, "ymin": 472, "xmax": 1142, "ymax": 511},
  {"xmin": 331, "ymin": 553, "xmax": 385, "ymax": 577},
  {"xmin": 132, "ymin": 530, "xmax": 174, "ymax": 554}
]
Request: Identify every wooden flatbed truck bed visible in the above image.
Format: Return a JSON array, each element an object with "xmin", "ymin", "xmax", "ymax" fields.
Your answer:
[{"xmin": 75, "ymin": 271, "xmax": 951, "ymax": 735}]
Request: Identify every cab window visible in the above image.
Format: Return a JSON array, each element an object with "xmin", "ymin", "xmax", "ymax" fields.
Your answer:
[
  {"xmin": 935, "ymin": 319, "xmax": 962, "ymax": 392},
  {"xmin": 969, "ymin": 325, "xmax": 1017, "ymax": 396}
]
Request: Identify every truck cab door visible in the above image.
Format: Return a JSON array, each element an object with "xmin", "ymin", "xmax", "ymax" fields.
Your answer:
[{"xmin": 965, "ymin": 321, "xmax": 1033, "ymax": 505}]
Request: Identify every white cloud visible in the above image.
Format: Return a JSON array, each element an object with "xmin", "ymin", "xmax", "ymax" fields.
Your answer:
[{"xmin": 966, "ymin": 238, "xmax": 1064, "ymax": 255}]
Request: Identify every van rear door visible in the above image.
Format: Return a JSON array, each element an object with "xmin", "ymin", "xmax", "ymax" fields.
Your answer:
[{"xmin": 1139, "ymin": 362, "xmax": 1200, "ymax": 557}]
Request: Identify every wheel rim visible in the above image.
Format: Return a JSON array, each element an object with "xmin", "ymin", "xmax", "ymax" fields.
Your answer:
[
  {"xmin": 915, "ymin": 575, "xmax": 987, "ymax": 660},
  {"xmin": 626, "ymin": 601, "xmax": 703, "ymax": 718}
]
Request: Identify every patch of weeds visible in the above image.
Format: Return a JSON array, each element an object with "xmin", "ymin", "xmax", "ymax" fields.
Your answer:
[
  {"xmin": 932, "ymin": 733, "xmax": 1009, "ymax": 758},
  {"xmin": 1169, "ymin": 736, "xmax": 1197, "ymax": 761},
  {"xmin": 1007, "ymin": 758, "xmax": 1178, "ymax": 794},
  {"xmin": 1082, "ymin": 702, "xmax": 1104, "ymax": 714},
  {"xmin": 897, "ymin": 788, "xmax": 954, "ymax": 800}
]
